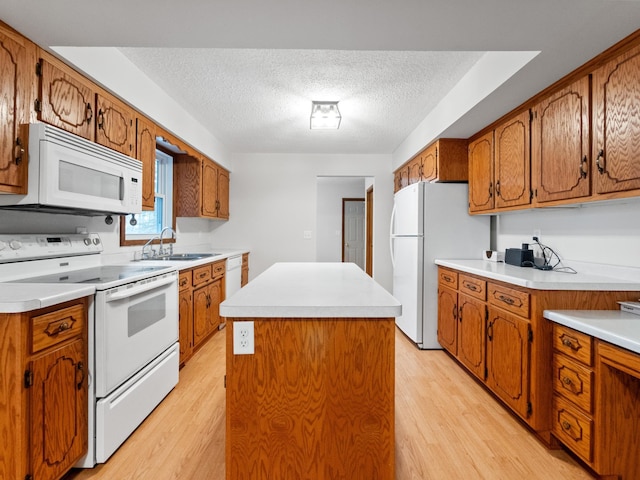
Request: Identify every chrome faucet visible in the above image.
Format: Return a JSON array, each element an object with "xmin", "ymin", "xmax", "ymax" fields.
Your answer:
[
  {"xmin": 141, "ymin": 236, "xmax": 160, "ymax": 259},
  {"xmin": 159, "ymin": 227, "xmax": 177, "ymax": 257}
]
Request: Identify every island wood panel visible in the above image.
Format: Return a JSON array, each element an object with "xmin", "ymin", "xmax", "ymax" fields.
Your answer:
[
  {"xmin": 0, "ymin": 312, "xmax": 28, "ymax": 480},
  {"xmin": 226, "ymin": 317, "xmax": 395, "ymax": 480}
]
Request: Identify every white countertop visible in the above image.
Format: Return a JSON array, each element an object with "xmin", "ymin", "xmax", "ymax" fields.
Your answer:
[
  {"xmin": 220, "ymin": 262, "xmax": 402, "ymax": 318},
  {"xmin": 544, "ymin": 309, "xmax": 640, "ymax": 355},
  {"xmin": 0, "ymin": 248, "xmax": 249, "ymax": 313},
  {"xmin": 0, "ymin": 284, "xmax": 95, "ymax": 313},
  {"xmin": 435, "ymin": 259, "xmax": 640, "ymax": 291}
]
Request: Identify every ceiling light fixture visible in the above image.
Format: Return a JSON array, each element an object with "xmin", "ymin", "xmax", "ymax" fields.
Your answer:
[{"xmin": 310, "ymin": 101, "xmax": 341, "ymax": 129}]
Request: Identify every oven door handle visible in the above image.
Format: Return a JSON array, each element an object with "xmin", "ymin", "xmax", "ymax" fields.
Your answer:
[{"xmin": 106, "ymin": 275, "xmax": 176, "ymax": 302}]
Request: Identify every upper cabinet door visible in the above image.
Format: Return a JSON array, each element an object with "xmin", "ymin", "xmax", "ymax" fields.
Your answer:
[
  {"xmin": 494, "ymin": 110, "xmax": 531, "ymax": 209},
  {"xmin": 37, "ymin": 58, "xmax": 95, "ymax": 140},
  {"xmin": 532, "ymin": 76, "xmax": 590, "ymax": 203},
  {"xmin": 217, "ymin": 168, "xmax": 230, "ymax": 219},
  {"xmin": 0, "ymin": 26, "xmax": 31, "ymax": 194},
  {"xmin": 136, "ymin": 117, "xmax": 156, "ymax": 210},
  {"xmin": 421, "ymin": 143, "xmax": 438, "ymax": 181},
  {"xmin": 201, "ymin": 158, "xmax": 219, "ymax": 217},
  {"xmin": 96, "ymin": 94, "xmax": 135, "ymax": 156},
  {"xmin": 468, "ymin": 131, "xmax": 494, "ymax": 213},
  {"xmin": 593, "ymin": 44, "xmax": 640, "ymax": 194},
  {"xmin": 408, "ymin": 155, "xmax": 423, "ymax": 184}
]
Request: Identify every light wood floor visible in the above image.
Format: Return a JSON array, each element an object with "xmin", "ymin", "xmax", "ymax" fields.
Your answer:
[{"xmin": 66, "ymin": 328, "xmax": 594, "ymax": 480}]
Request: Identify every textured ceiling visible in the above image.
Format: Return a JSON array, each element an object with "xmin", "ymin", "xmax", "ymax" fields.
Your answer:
[
  {"xmin": 2, "ymin": 0, "xmax": 640, "ymax": 155},
  {"xmin": 117, "ymin": 48, "xmax": 483, "ymax": 154}
]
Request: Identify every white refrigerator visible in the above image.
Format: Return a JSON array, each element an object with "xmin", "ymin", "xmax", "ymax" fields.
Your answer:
[{"xmin": 390, "ymin": 182, "xmax": 490, "ymax": 349}]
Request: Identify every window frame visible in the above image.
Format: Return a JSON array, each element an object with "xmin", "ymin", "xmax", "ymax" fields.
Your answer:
[{"xmin": 119, "ymin": 149, "xmax": 176, "ymax": 247}]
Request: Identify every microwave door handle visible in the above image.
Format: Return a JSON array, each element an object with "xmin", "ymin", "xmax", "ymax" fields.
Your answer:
[
  {"xmin": 106, "ymin": 275, "xmax": 176, "ymax": 302},
  {"xmin": 120, "ymin": 176, "xmax": 124, "ymax": 200}
]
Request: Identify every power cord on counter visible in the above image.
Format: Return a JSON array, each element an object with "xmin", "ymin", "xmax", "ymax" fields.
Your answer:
[{"xmin": 522, "ymin": 237, "xmax": 577, "ymax": 274}]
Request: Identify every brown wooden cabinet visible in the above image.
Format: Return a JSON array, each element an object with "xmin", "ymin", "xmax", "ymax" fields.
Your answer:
[
  {"xmin": 437, "ymin": 266, "xmax": 640, "ymax": 446},
  {"xmin": 393, "ymin": 139, "xmax": 468, "ymax": 193},
  {"xmin": 494, "ymin": 110, "xmax": 531, "ymax": 209},
  {"xmin": 457, "ymin": 293, "xmax": 486, "ymax": 381},
  {"xmin": 241, "ymin": 253, "xmax": 249, "ymax": 287},
  {"xmin": 0, "ymin": 298, "xmax": 88, "ymax": 480},
  {"xmin": 174, "ymin": 155, "xmax": 230, "ymax": 220},
  {"xmin": 95, "ymin": 93, "xmax": 135, "ymax": 156},
  {"xmin": 592, "ymin": 42, "xmax": 640, "ymax": 196},
  {"xmin": 468, "ymin": 131, "xmax": 494, "ymax": 212},
  {"xmin": 36, "ymin": 56, "xmax": 95, "ymax": 141},
  {"xmin": 532, "ymin": 76, "xmax": 590, "ymax": 204},
  {"xmin": 437, "ymin": 268, "xmax": 459, "ymax": 355},
  {"xmin": 551, "ymin": 324, "xmax": 594, "ymax": 464},
  {"xmin": 178, "ymin": 260, "xmax": 226, "ymax": 366},
  {"xmin": 136, "ymin": 116, "xmax": 157, "ymax": 210},
  {"xmin": 178, "ymin": 270, "xmax": 194, "ymax": 366},
  {"xmin": 0, "ymin": 24, "xmax": 32, "ymax": 194}
]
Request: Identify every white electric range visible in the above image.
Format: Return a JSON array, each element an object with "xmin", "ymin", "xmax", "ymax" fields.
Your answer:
[{"xmin": 0, "ymin": 233, "xmax": 179, "ymax": 467}]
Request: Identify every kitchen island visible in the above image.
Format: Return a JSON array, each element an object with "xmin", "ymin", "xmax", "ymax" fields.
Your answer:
[{"xmin": 220, "ymin": 262, "xmax": 401, "ymax": 480}]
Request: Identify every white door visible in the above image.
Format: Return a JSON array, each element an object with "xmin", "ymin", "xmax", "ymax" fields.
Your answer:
[{"xmin": 343, "ymin": 199, "xmax": 365, "ymax": 269}]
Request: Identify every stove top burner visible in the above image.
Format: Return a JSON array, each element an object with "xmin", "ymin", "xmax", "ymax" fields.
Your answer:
[{"xmin": 15, "ymin": 265, "xmax": 171, "ymax": 286}]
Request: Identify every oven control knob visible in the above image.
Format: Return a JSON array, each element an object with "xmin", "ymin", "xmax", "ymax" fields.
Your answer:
[
  {"xmin": 84, "ymin": 238, "xmax": 92, "ymax": 246},
  {"xmin": 93, "ymin": 237, "xmax": 101, "ymax": 245},
  {"xmin": 9, "ymin": 240, "xmax": 22, "ymax": 250}
]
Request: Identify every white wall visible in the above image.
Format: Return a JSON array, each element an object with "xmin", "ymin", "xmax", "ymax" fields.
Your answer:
[
  {"xmin": 316, "ymin": 177, "xmax": 366, "ymax": 263},
  {"xmin": 207, "ymin": 153, "xmax": 395, "ymax": 291},
  {"xmin": 495, "ymin": 199, "xmax": 640, "ymax": 268}
]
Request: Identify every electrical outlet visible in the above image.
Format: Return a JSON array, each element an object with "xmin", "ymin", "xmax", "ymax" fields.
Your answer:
[{"xmin": 233, "ymin": 321, "xmax": 254, "ymax": 355}]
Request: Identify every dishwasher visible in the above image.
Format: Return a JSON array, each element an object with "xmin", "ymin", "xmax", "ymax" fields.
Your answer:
[{"xmin": 225, "ymin": 255, "xmax": 243, "ymax": 300}]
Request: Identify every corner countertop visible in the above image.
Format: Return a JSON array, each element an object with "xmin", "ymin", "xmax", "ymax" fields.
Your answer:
[
  {"xmin": 0, "ymin": 284, "xmax": 95, "ymax": 313},
  {"xmin": 220, "ymin": 262, "xmax": 401, "ymax": 318},
  {"xmin": 544, "ymin": 309, "xmax": 640, "ymax": 355},
  {"xmin": 434, "ymin": 259, "xmax": 640, "ymax": 291}
]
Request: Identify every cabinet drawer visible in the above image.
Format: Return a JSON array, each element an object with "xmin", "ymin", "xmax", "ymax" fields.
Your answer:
[
  {"xmin": 438, "ymin": 269, "xmax": 458, "ymax": 289},
  {"xmin": 192, "ymin": 265, "xmax": 212, "ymax": 287},
  {"xmin": 212, "ymin": 261, "xmax": 226, "ymax": 280},
  {"xmin": 459, "ymin": 274, "xmax": 486, "ymax": 300},
  {"xmin": 487, "ymin": 282, "xmax": 529, "ymax": 318},
  {"xmin": 32, "ymin": 303, "xmax": 85, "ymax": 353},
  {"xmin": 179, "ymin": 270, "xmax": 192, "ymax": 292},
  {"xmin": 553, "ymin": 324, "xmax": 593, "ymax": 366},
  {"xmin": 553, "ymin": 353, "xmax": 593, "ymax": 413},
  {"xmin": 552, "ymin": 394, "xmax": 593, "ymax": 462}
]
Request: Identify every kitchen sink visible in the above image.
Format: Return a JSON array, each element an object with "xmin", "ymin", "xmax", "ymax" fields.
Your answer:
[{"xmin": 143, "ymin": 253, "xmax": 220, "ymax": 261}]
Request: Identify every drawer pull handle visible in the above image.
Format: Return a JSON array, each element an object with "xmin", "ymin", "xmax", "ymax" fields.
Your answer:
[
  {"xmin": 562, "ymin": 376, "xmax": 573, "ymax": 386},
  {"xmin": 443, "ymin": 275, "xmax": 452, "ymax": 283},
  {"xmin": 57, "ymin": 321, "xmax": 70, "ymax": 333},
  {"xmin": 498, "ymin": 294, "xmax": 515, "ymax": 305},
  {"xmin": 562, "ymin": 337, "xmax": 578, "ymax": 350},
  {"xmin": 198, "ymin": 272, "xmax": 208, "ymax": 279},
  {"xmin": 465, "ymin": 283, "xmax": 479, "ymax": 292},
  {"xmin": 561, "ymin": 421, "xmax": 572, "ymax": 431}
]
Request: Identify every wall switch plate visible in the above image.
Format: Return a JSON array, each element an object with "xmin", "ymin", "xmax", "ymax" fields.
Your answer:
[{"xmin": 233, "ymin": 321, "xmax": 254, "ymax": 355}]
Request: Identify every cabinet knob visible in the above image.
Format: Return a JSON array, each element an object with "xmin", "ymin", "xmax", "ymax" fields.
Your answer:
[
  {"xmin": 562, "ymin": 376, "xmax": 573, "ymax": 386},
  {"xmin": 562, "ymin": 421, "xmax": 572, "ymax": 431}
]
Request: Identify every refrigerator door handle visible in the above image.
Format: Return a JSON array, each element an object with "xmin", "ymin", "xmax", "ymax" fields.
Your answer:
[{"xmin": 389, "ymin": 203, "xmax": 397, "ymax": 268}]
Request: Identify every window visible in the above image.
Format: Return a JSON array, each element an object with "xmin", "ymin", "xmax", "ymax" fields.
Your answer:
[{"xmin": 121, "ymin": 150, "xmax": 174, "ymax": 244}]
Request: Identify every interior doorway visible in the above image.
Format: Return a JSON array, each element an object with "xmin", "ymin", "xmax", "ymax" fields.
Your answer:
[
  {"xmin": 342, "ymin": 198, "xmax": 365, "ymax": 269},
  {"xmin": 365, "ymin": 186, "xmax": 373, "ymax": 276}
]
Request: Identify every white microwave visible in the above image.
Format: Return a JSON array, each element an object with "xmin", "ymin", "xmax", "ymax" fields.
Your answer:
[{"xmin": 0, "ymin": 123, "xmax": 142, "ymax": 216}]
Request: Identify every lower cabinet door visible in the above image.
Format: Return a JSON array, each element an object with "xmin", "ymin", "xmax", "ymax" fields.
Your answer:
[
  {"xmin": 437, "ymin": 286, "xmax": 458, "ymax": 355},
  {"xmin": 30, "ymin": 339, "xmax": 88, "ymax": 480},
  {"xmin": 486, "ymin": 308, "xmax": 531, "ymax": 419},
  {"xmin": 457, "ymin": 294, "xmax": 486, "ymax": 380}
]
